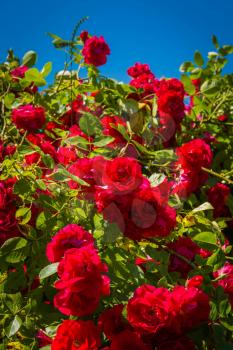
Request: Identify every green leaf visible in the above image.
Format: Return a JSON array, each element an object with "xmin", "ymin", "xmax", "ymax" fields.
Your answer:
[
  {"xmin": 54, "ymin": 165, "xmax": 90, "ymax": 186},
  {"xmin": 5, "ymin": 293, "xmax": 23, "ymax": 314},
  {"xmin": 207, "ymin": 249, "xmax": 225, "ymax": 270},
  {"xmin": 194, "ymin": 50, "xmax": 204, "ymax": 66},
  {"xmin": 22, "ymin": 50, "xmax": 37, "ymax": 67},
  {"xmin": 0, "ymin": 237, "xmax": 29, "ymax": 263},
  {"xmin": 42, "ymin": 154, "xmax": 55, "ymax": 169},
  {"xmin": 4, "ymin": 93, "xmax": 15, "ymax": 109},
  {"xmin": 36, "ymin": 211, "xmax": 46, "ymax": 230},
  {"xmin": 41, "ymin": 62, "xmax": 52, "ymax": 77},
  {"xmin": 149, "ymin": 173, "xmax": 166, "ymax": 187},
  {"xmin": 193, "ymin": 232, "xmax": 217, "ymax": 246},
  {"xmin": 179, "ymin": 61, "xmax": 194, "ymax": 73},
  {"xmin": 93, "ymin": 137, "xmax": 115, "ymax": 147},
  {"xmin": 79, "ymin": 113, "xmax": 102, "ymax": 136},
  {"xmin": 220, "ymin": 319, "xmax": 233, "ymax": 331},
  {"xmin": 24, "ymin": 68, "xmax": 46, "ymax": 86},
  {"xmin": 15, "ymin": 207, "xmax": 31, "ymax": 225},
  {"xmin": 36, "ymin": 179, "xmax": 47, "ymax": 191},
  {"xmin": 103, "ymin": 222, "xmax": 122, "ymax": 243},
  {"xmin": 200, "ymin": 79, "xmax": 220, "ymax": 96},
  {"xmin": 65, "ymin": 136, "xmax": 89, "ymax": 149},
  {"xmin": 181, "ymin": 75, "xmax": 196, "ymax": 95},
  {"xmin": 219, "ymin": 299, "xmax": 232, "ymax": 317},
  {"xmin": 212, "ymin": 35, "xmax": 219, "ymax": 49},
  {"xmin": 6, "ymin": 315, "xmax": 22, "ymax": 337},
  {"xmin": 192, "ymin": 202, "xmax": 213, "ymax": 213},
  {"xmin": 39, "ymin": 263, "xmax": 59, "ymax": 280}
]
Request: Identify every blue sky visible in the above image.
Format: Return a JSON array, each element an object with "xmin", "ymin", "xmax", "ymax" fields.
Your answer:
[{"xmin": 0, "ymin": 0, "xmax": 232, "ymax": 83}]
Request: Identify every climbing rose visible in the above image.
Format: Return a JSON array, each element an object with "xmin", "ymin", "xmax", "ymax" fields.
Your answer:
[
  {"xmin": 127, "ymin": 62, "xmax": 152, "ymax": 78},
  {"xmin": 102, "ymin": 157, "xmax": 143, "ymax": 194},
  {"xmin": 82, "ymin": 35, "xmax": 110, "ymax": 66},
  {"xmin": 168, "ymin": 237, "xmax": 200, "ymax": 278},
  {"xmin": 127, "ymin": 284, "xmax": 171, "ymax": 334},
  {"xmin": 207, "ymin": 182, "xmax": 230, "ymax": 217},
  {"xmin": 187, "ymin": 275, "xmax": 204, "ymax": 288},
  {"xmin": 98, "ymin": 304, "xmax": 128, "ymax": 340},
  {"xmin": 54, "ymin": 246, "xmax": 110, "ymax": 316},
  {"xmin": 110, "ymin": 330, "xmax": 152, "ymax": 350},
  {"xmin": 176, "ymin": 138, "xmax": 212, "ymax": 171},
  {"xmin": 213, "ymin": 263, "xmax": 233, "ymax": 307},
  {"xmin": 52, "ymin": 319, "xmax": 101, "ymax": 350},
  {"xmin": 170, "ymin": 286, "xmax": 210, "ymax": 334},
  {"xmin": 12, "ymin": 104, "xmax": 46, "ymax": 131},
  {"xmin": 46, "ymin": 224, "xmax": 94, "ymax": 262}
]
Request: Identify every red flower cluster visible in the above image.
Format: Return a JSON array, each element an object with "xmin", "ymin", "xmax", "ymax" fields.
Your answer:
[
  {"xmin": 214, "ymin": 263, "xmax": 233, "ymax": 308},
  {"xmin": 172, "ymin": 138, "xmax": 213, "ymax": 198},
  {"xmin": 94, "ymin": 157, "xmax": 176, "ymax": 240},
  {"xmin": 82, "ymin": 35, "xmax": 110, "ymax": 67},
  {"xmin": 54, "ymin": 245, "xmax": 110, "ymax": 316},
  {"xmin": 128, "ymin": 62, "xmax": 159, "ymax": 96},
  {"xmin": 12, "ymin": 104, "xmax": 46, "ymax": 131},
  {"xmin": 52, "ymin": 319, "xmax": 101, "ymax": 350},
  {"xmin": 0, "ymin": 140, "xmax": 16, "ymax": 162},
  {"xmin": 0, "ymin": 178, "xmax": 20, "ymax": 246},
  {"xmin": 157, "ymin": 78, "xmax": 185, "ymax": 144},
  {"xmin": 46, "ymin": 224, "xmax": 94, "ymax": 262},
  {"xmin": 11, "ymin": 65, "xmax": 28, "ymax": 79},
  {"xmin": 207, "ymin": 182, "xmax": 230, "ymax": 217},
  {"xmin": 127, "ymin": 284, "xmax": 210, "ymax": 337}
]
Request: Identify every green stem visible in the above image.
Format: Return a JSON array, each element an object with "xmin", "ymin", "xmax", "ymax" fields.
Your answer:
[{"xmin": 202, "ymin": 167, "xmax": 233, "ymax": 185}]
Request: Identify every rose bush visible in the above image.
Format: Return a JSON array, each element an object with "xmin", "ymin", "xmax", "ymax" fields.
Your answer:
[{"xmin": 0, "ymin": 20, "xmax": 233, "ymax": 349}]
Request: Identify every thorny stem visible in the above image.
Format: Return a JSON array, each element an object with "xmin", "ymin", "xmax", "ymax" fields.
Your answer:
[{"xmin": 202, "ymin": 167, "xmax": 233, "ymax": 185}]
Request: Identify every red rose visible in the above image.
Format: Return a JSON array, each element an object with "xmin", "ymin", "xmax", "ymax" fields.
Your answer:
[
  {"xmin": 82, "ymin": 35, "xmax": 110, "ymax": 67},
  {"xmin": 127, "ymin": 284, "xmax": 172, "ymax": 334},
  {"xmin": 0, "ymin": 180, "xmax": 20, "ymax": 246},
  {"xmin": 98, "ymin": 304, "xmax": 129, "ymax": 340},
  {"xmin": 96, "ymin": 181, "xmax": 176, "ymax": 241},
  {"xmin": 130, "ymin": 73, "xmax": 159, "ymax": 96},
  {"xmin": 54, "ymin": 246, "xmax": 110, "ymax": 316},
  {"xmin": 110, "ymin": 330, "xmax": 152, "ymax": 350},
  {"xmin": 0, "ymin": 182, "xmax": 7, "ymax": 209},
  {"xmin": 46, "ymin": 224, "xmax": 94, "ymax": 262},
  {"xmin": 157, "ymin": 78, "xmax": 185, "ymax": 98},
  {"xmin": 102, "ymin": 157, "xmax": 143, "ymax": 194},
  {"xmin": 101, "ymin": 115, "xmax": 127, "ymax": 148},
  {"xmin": 187, "ymin": 275, "xmax": 204, "ymax": 288},
  {"xmin": 11, "ymin": 65, "xmax": 28, "ymax": 79},
  {"xmin": 170, "ymin": 286, "xmax": 210, "ymax": 334},
  {"xmin": 217, "ymin": 114, "xmax": 228, "ymax": 122},
  {"xmin": 40, "ymin": 141, "xmax": 57, "ymax": 160},
  {"xmin": 207, "ymin": 183, "xmax": 230, "ymax": 218},
  {"xmin": 12, "ymin": 104, "xmax": 46, "ymax": 131},
  {"xmin": 168, "ymin": 237, "xmax": 200, "ymax": 278},
  {"xmin": 176, "ymin": 138, "xmax": 212, "ymax": 171},
  {"xmin": 52, "ymin": 319, "xmax": 101, "ymax": 350},
  {"xmin": 213, "ymin": 263, "xmax": 233, "ymax": 307},
  {"xmin": 68, "ymin": 156, "xmax": 106, "ymax": 198},
  {"xmin": 24, "ymin": 152, "xmax": 41, "ymax": 165},
  {"xmin": 56, "ymin": 146, "xmax": 77, "ymax": 165},
  {"xmin": 127, "ymin": 186, "xmax": 176, "ymax": 240},
  {"xmin": 80, "ymin": 30, "xmax": 89, "ymax": 43},
  {"xmin": 158, "ymin": 91, "xmax": 185, "ymax": 123},
  {"xmin": 36, "ymin": 330, "xmax": 52, "ymax": 348},
  {"xmin": 0, "ymin": 206, "xmax": 20, "ymax": 246},
  {"xmin": 127, "ymin": 63, "xmax": 152, "ymax": 78}
]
